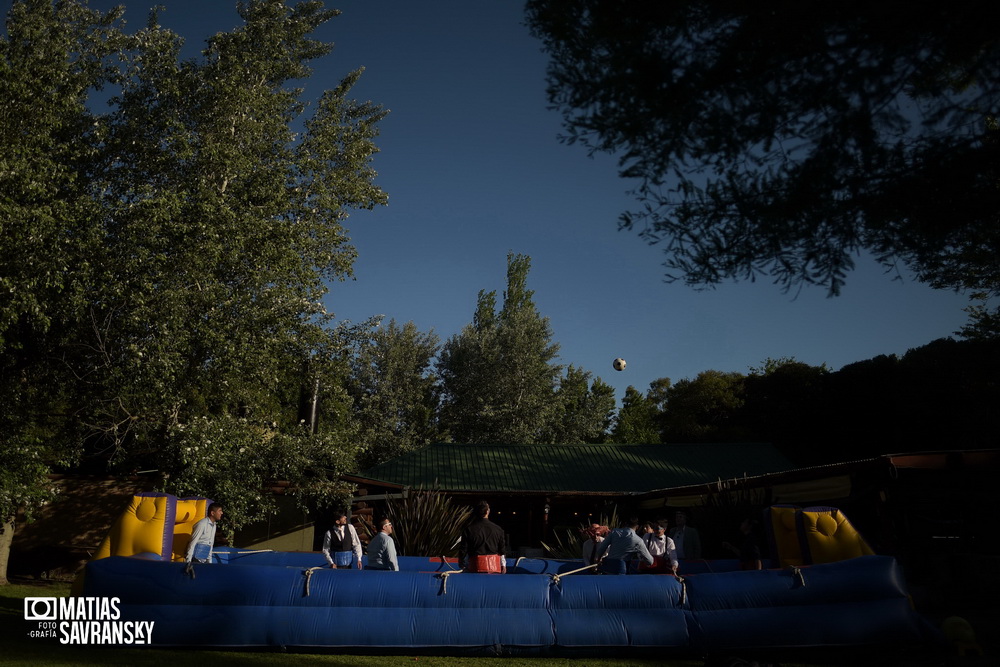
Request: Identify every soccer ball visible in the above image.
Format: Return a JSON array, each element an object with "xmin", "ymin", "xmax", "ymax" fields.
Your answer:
[{"xmin": 613, "ymin": 358, "xmax": 626, "ymax": 371}]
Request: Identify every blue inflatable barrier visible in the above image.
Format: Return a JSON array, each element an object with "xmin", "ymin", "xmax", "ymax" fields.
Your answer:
[{"xmin": 77, "ymin": 552, "xmax": 935, "ymax": 652}]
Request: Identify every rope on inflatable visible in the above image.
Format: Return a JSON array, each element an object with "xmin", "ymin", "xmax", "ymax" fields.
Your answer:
[
  {"xmin": 228, "ymin": 549, "xmax": 275, "ymax": 555},
  {"xmin": 547, "ymin": 563, "xmax": 597, "ymax": 585},
  {"xmin": 436, "ymin": 569, "xmax": 462, "ymax": 594},
  {"xmin": 677, "ymin": 575, "xmax": 687, "ymax": 605},
  {"xmin": 302, "ymin": 566, "xmax": 324, "ymax": 596},
  {"xmin": 791, "ymin": 566, "xmax": 807, "ymax": 587}
]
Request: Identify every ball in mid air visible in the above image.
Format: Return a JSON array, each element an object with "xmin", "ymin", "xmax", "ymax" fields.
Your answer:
[{"xmin": 613, "ymin": 357, "xmax": 626, "ymax": 371}]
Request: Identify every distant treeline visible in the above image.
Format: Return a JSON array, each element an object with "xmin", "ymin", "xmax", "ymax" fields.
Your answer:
[{"xmin": 635, "ymin": 338, "xmax": 1000, "ymax": 466}]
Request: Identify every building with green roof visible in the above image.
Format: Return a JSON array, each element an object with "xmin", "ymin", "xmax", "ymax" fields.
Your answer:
[{"xmin": 347, "ymin": 442, "xmax": 798, "ymax": 553}]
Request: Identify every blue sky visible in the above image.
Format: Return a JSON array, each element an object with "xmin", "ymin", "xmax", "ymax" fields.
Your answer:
[{"xmin": 85, "ymin": 0, "xmax": 975, "ymax": 402}]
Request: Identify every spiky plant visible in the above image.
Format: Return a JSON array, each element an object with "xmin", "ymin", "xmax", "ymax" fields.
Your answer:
[{"xmin": 379, "ymin": 487, "xmax": 472, "ymax": 558}]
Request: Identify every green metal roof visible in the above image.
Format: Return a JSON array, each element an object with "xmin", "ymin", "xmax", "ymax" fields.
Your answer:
[{"xmin": 357, "ymin": 443, "xmax": 797, "ymax": 494}]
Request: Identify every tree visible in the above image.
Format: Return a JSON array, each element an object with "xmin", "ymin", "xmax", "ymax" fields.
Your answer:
[
  {"xmin": 546, "ymin": 365, "xmax": 616, "ymax": 444},
  {"xmin": 612, "ymin": 385, "xmax": 661, "ymax": 443},
  {"xmin": 526, "ymin": 1, "xmax": 1000, "ymax": 296},
  {"xmin": 955, "ymin": 292, "xmax": 1000, "ymax": 341},
  {"xmin": 350, "ymin": 319, "xmax": 443, "ymax": 469},
  {"xmin": 83, "ymin": 0, "xmax": 386, "ymax": 528},
  {"xmin": 659, "ymin": 370, "xmax": 746, "ymax": 442},
  {"xmin": 1, "ymin": 0, "xmax": 387, "ymax": 579},
  {"xmin": 0, "ymin": 0, "xmax": 129, "ymax": 585},
  {"xmin": 438, "ymin": 253, "xmax": 563, "ymax": 443},
  {"xmin": 742, "ymin": 358, "xmax": 830, "ymax": 457}
]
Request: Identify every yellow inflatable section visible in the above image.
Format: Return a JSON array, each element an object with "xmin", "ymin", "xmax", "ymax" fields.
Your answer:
[
  {"xmin": 90, "ymin": 493, "xmax": 213, "ymax": 562},
  {"xmin": 93, "ymin": 493, "xmax": 175, "ymax": 561},
  {"xmin": 767, "ymin": 505, "xmax": 806, "ymax": 567},
  {"xmin": 75, "ymin": 493, "xmax": 211, "ymax": 595},
  {"xmin": 171, "ymin": 497, "xmax": 212, "ymax": 562},
  {"xmin": 767, "ymin": 505, "xmax": 874, "ymax": 567}
]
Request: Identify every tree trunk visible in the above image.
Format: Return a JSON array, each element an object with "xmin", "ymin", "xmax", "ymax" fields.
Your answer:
[{"xmin": 0, "ymin": 518, "xmax": 15, "ymax": 585}]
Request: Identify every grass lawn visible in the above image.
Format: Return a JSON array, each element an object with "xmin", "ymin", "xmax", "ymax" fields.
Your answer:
[{"xmin": 0, "ymin": 577, "xmax": 979, "ymax": 667}]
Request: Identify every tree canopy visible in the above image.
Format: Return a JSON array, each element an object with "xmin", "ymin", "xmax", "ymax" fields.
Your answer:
[
  {"xmin": 437, "ymin": 252, "xmax": 613, "ymax": 444},
  {"xmin": 526, "ymin": 0, "xmax": 1000, "ymax": 297},
  {"xmin": 1, "ymin": 0, "xmax": 386, "ymax": 581}
]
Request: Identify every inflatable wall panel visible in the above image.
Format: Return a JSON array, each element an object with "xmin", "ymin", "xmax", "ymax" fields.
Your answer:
[
  {"xmin": 170, "ymin": 497, "xmax": 212, "ymax": 562},
  {"xmin": 766, "ymin": 504, "xmax": 874, "ymax": 567},
  {"xmin": 800, "ymin": 506, "xmax": 875, "ymax": 564},
  {"xmin": 92, "ymin": 493, "xmax": 176, "ymax": 561},
  {"xmin": 78, "ymin": 553, "xmax": 934, "ymax": 652},
  {"xmin": 90, "ymin": 493, "xmax": 212, "ymax": 563},
  {"xmin": 767, "ymin": 504, "xmax": 807, "ymax": 567}
]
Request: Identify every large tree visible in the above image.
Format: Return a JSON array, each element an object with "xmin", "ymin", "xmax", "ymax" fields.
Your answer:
[
  {"xmin": 546, "ymin": 365, "xmax": 616, "ymax": 444},
  {"xmin": 0, "ymin": 0, "xmax": 127, "ymax": 584},
  {"xmin": 349, "ymin": 319, "xmax": 443, "ymax": 469},
  {"xmin": 526, "ymin": 1, "xmax": 1000, "ymax": 297},
  {"xmin": 437, "ymin": 253, "xmax": 563, "ymax": 443},
  {"xmin": 612, "ymin": 385, "xmax": 661, "ymax": 444},
  {"xmin": 659, "ymin": 370, "xmax": 747, "ymax": 442},
  {"xmin": 1, "ymin": 0, "xmax": 386, "ymax": 580},
  {"xmin": 86, "ymin": 0, "xmax": 385, "ymax": 522}
]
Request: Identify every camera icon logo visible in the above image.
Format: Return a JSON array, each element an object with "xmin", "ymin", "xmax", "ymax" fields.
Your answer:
[{"xmin": 24, "ymin": 597, "xmax": 58, "ymax": 621}]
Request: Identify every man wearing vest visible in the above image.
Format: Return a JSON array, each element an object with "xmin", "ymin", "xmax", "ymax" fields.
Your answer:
[
  {"xmin": 322, "ymin": 512, "xmax": 363, "ymax": 569},
  {"xmin": 460, "ymin": 500, "xmax": 507, "ymax": 574}
]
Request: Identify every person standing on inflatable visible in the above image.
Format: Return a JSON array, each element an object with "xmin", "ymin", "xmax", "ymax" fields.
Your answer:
[
  {"xmin": 186, "ymin": 503, "xmax": 223, "ymax": 563},
  {"xmin": 595, "ymin": 517, "xmax": 654, "ymax": 574},
  {"xmin": 322, "ymin": 512, "xmax": 363, "ymax": 569},
  {"xmin": 460, "ymin": 501, "xmax": 507, "ymax": 574},
  {"xmin": 366, "ymin": 518, "xmax": 399, "ymax": 571}
]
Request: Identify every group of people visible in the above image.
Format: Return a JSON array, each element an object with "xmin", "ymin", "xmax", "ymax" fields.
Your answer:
[
  {"xmin": 185, "ymin": 501, "xmax": 760, "ymax": 575},
  {"xmin": 321, "ymin": 500, "xmax": 507, "ymax": 574},
  {"xmin": 582, "ymin": 511, "xmax": 700, "ymax": 576},
  {"xmin": 322, "ymin": 512, "xmax": 398, "ymax": 570},
  {"xmin": 583, "ymin": 511, "xmax": 763, "ymax": 574},
  {"xmin": 183, "ymin": 503, "xmax": 397, "ymax": 570}
]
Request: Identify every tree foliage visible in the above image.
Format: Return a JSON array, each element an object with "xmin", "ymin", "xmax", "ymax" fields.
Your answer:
[
  {"xmin": 350, "ymin": 319, "xmax": 443, "ymax": 468},
  {"xmin": 526, "ymin": 0, "xmax": 1000, "ymax": 296},
  {"xmin": 438, "ymin": 253, "xmax": 563, "ymax": 443},
  {"xmin": 1, "ymin": 0, "xmax": 387, "ymax": 567},
  {"xmin": 437, "ymin": 253, "xmax": 613, "ymax": 444},
  {"xmin": 0, "ymin": 0, "xmax": 129, "ymax": 582},
  {"xmin": 612, "ymin": 385, "xmax": 661, "ymax": 444},
  {"xmin": 546, "ymin": 365, "xmax": 616, "ymax": 444},
  {"xmin": 659, "ymin": 370, "xmax": 747, "ymax": 442}
]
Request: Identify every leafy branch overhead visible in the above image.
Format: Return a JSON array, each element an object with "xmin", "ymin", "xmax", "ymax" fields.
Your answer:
[{"xmin": 526, "ymin": 0, "xmax": 1000, "ymax": 297}]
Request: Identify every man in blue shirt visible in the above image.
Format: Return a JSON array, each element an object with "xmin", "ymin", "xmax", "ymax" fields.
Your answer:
[
  {"xmin": 594, "ymin": 517, "xmax": 654, "ymax": 574},
  {"xmin": 186, "ymin": 503, "xmax": 223, "ymax": 563},
  {"xmin": 366, "ymin": 518, "xmax": 398, "ymax": 571}
]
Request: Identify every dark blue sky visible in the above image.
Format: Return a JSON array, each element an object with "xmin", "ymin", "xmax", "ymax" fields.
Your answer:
[{"xmin": 83, "ymin": 0, "xmax": 976, "ymax": 402}]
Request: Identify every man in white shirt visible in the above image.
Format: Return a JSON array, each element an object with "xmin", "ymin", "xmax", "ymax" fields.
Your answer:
[
  {"xmin": 186, "ymin": 503, "xmax": 223, "ymax": 563},
  {"xmin": 642, "ymin": 520, "xmax": 679, "ymax": 575},
  {"xmin": 322, "ymin": 512, "xmax": 363, "ymax": 569}
]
